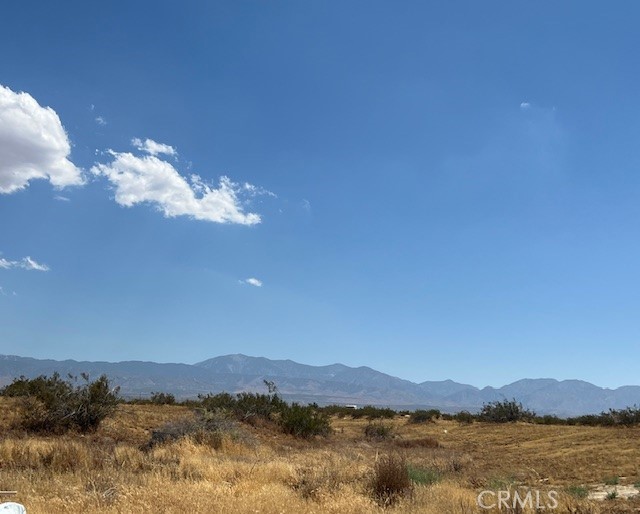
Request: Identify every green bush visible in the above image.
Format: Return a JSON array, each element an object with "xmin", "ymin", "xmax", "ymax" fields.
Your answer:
[
  {"xmin": 364, "ymin": 421, "xmax": 395, "ymax": 441},
  {"xmin": 352, "ymin": 405, "xmax": 396, "ymax": 420},
  {"xmin": 197, "ymin": 382, "xmax": 286, "ymax": 424},
  {"xmin": 279, "ymin": 403, "xmax": 332, "ymax": 438},
  {"xmin": 478, "ymin": 399, "xmax": 536, "ymax": 423},
  {"xmin": 196, "ymin": 381, "xmax": 332, "ymax": 437},
  {"xmin": 2, "ymin": 373, "xmax": 120, "ymax": 434},
  {"xmin": 408, "ymin": 409, "xmax": 441, "ymax": 424},
  {"xmin": 453, "ymin": 410, "xmax": 474, "ymax": 424}
]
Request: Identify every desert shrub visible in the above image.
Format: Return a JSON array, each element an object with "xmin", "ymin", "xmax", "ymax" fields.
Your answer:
[
  {"xmin": 453, "ymin": 410, "xmax": 475, "ymax": 424},
  {"xmin": 352, "ymin": 405, "xmax": 396, "ymax": 420},
  {"xmin": 196, "ymin": 382, "xmax": 332, "ymax": 436},
  {"xmin": 234, "ymin": 391, "xmax": 286, "ymax": 422},
  {"xmin": 535, "ymin": 414, "xmax": 564, "ymax": 425},
  {"xmin": 145, "ymin": 409, "xmax": 242, "ymax": 450},
  {"xmin": 198, "ymin": 391, "xmax": 236, "ymax": 411},
  {"xmin": 371, "ymin": 454, "xmax": 413, "ymax": 506},
  {"xmin": 608, "ymin": 406, "xmax": 640, "ymax": 426},
  {"xmin": 478, "ymin": 399, "xmax": 536, "ymax": 423},
  {"xmin": 408, "ymin": 409, "xmax": 441, "ymax": 424},
  {"xmin": 197, "ymin": 381, "xmax": 286, "ymax": 425},
  {"xmin": 567, "ymin": 413, "xmax": 616, "ymax": 427},
  {"xmin": 279, "ymin": 403, "xmax": 332, "ymax": 438},
  {"xmin": 149, "ymin": 392, "xmax": 176, "ymax": 405},
  {"xmin": 3, "ymin": 373, "xmax": 119, "ymax": 434},
  {"xmin": 318, "ymin": 404, "xmax": 361, "ymax": 418},
  {"xmin": 364, "ymin": 421, "xmax": 395, "ymax": 441}
]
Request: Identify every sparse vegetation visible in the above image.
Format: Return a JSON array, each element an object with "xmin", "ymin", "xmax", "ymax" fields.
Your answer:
[
  {"xmin": 407, "ymin": 465, "xmax": 441, "ymax": 486},
  {"xmin": 145, "ymin": 409, "xmax": 244, "ymax": 450},
  {"xmin": 197, "ymin": 382, "xmax": 332, "ymax": 438},
  {"xmin": 567, "ymin": 485, "xmax": 589, "ymax": 499},
  {"xmin": 364, "ymin": 420, "xmax": 395, "ymax": 440},
  {"xmin": 1, "ymin": 386, "xmax": 640, "ymax": 513},
  {"xmin": 349, "ymin": 405, "xmax": 396, "ymax": 420},
  {"xmin": 149, "ymin": 391, "xmax": 177, "ymax": 405}
]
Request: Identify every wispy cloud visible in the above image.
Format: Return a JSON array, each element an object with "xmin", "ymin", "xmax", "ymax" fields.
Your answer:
[
  {"xmin": 0, "ymin": 84, "xmax": 85, "ymax": 194},
  {"xmin": 92, "ymin": 149, "xmax": 262, "ymax": 225},
  {"xmin": 54, "ymin": 195, "xmax": 70, "ymax": 202},
  {"xmin": 132, "ymin": 137, "xmax": 177, "ymax": 157},
  {"xmin": 95, "ymin": 116, "xmax": 107, "ymax": 126},
  {"xmin": 243, "ymin": 277, "xmax": 263, "ymax": 287},
  {"xmin": 520, "ymin": 101, "xmax": 531, "ymax": 110},
  {"xmin": 243, "ymin": 182, "xmax": 277, "ymax": 198},
  {"xmin": 0, "ymin": 254, "xmax": 50, "ymax": 271}
]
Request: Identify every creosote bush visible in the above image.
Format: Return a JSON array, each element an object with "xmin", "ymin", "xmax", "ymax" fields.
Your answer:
[
  {"xmin": 408, "ymin": 409, "xmax": 441, "ymax": 424},
  {"xmin": 279, "ymin": 403, "xmax": 332, "ymax": 438},
  {"xmin": 479, "ymin": 399, "xmax": 536, "ymax": 423},
  {"xmin": 453, "ymin": 411, "xmax": 474, "ymax": 424},
  {"xmin": 364, "ymin": 421, "xmax": 395, "ymax": 441},
  {"xmin": 2, "ymin": 372, "xmax": 119, "ymax": 434},
  {"xmin": 197, "ymin": 381, "xmax": 332, "ymax": 438}
]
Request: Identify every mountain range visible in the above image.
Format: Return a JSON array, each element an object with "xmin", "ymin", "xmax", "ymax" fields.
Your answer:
[{"xmin": 1, "ymin": 353, "xmax": 638, "ymax": 416}]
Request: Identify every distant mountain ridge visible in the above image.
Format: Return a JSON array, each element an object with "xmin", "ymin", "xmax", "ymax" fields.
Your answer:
[{"xmin": 0, "ymin": 353, "xmax": 638, "ymax": 416}]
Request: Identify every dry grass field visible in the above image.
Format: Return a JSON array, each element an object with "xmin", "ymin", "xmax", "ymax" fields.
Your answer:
[{"xmin": 1, "ymin": 398, "xmax": 639, "ymax": 513}]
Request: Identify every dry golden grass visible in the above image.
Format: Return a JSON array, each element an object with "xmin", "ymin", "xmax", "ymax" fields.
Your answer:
[{"xmin": 1, "ymin": 399, "xmax": 639, "ymax": 513}]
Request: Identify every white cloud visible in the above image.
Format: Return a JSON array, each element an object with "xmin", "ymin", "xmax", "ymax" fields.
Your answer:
[
  {"xmin": 520, "ymin": 101, "xmax": 531, "ymax": 110},
  {"xmin": 0, "ymin": 84, "xmax": 84, "ymax": 194},
  {"xmin": 243, "ymin": 182, "xmax": 277, "ymax": 198},
  {"xmin": 54, "ymin": 195, "xmax": 70, "ymax": 202},
  {"xmin": 132, "ymin": 137, "xmax": 177, "ymax": 157},
  {"xmin": 91, "ymin": 151, "xmax": 262, "ymax": 225},
  {"xmin": 0, "ymin": 255, "xmax": 50, "ymax": 271},
  {"xmin": 95, "ymin": 116, "xmax": 107, "ymax": 126},
  {"xmin": 244, "ymin": 277, "xmax": 263, "ymax": 287}
]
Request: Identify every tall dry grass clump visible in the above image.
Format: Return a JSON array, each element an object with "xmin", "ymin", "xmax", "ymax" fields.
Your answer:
[{"xmin": 370, "ymin": 454, "xmax": 413, "ymax": 506}]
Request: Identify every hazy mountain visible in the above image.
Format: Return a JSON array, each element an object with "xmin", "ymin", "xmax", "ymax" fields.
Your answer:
[{"xmin": 1, "ymin": 354, "xmax": 638, "ymax": 416}]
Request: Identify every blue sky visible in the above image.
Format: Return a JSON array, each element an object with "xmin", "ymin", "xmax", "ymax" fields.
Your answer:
[{"xmin": 1, "ymin": 1, "xmax": 640, "ymax": 388}]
